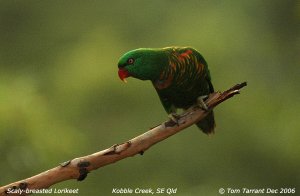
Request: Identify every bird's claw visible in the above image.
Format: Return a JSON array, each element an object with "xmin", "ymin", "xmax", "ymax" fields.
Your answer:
[
  {"xmin": 168, "ymin": 113, "xmax": 181, "ymax": 126},
  {"xmin": 197, "ymin": 95, "xmax": 209, "ymax": 111}
]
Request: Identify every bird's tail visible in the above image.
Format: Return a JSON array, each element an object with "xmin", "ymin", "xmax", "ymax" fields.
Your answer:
[{"xmin": 196, "ymin": 110, "xmax": 216, "ymax": 134}]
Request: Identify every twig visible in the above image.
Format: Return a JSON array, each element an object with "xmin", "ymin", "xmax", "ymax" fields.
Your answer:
[{"xmin": 0, "ymin": 82, "xmax": 247, "ymax": 195}]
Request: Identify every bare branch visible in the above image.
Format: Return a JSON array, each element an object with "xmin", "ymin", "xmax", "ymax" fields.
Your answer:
[{"xmin": 0, "ymin": 82, "xmax": 247, "ymax": 195}]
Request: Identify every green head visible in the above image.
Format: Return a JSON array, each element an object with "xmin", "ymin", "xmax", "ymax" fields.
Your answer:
[{"xmin": 117, "ymin": 48, "xmax": 167, "ymax": 82}]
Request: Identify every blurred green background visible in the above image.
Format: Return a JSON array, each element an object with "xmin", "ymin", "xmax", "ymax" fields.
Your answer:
[{"xmin": 0, "ymin": 0, "xmax": 299, "ymax": 195}]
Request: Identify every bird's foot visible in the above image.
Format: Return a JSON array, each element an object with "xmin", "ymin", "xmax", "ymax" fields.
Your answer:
[
  {"xmin": 167, "ymin": 113, "xmax": 181, "ymax": 126},
  {"xmin": 197, "ymin": 95, "xmax": 209, "ymax": 111}
]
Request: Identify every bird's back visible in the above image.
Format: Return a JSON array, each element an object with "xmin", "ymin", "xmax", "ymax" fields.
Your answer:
[
  {"xmin": 153, "ymin": 47, "xmax": 215, "ymax": 134},
  {"xmin": 153, "ymin": 47, "xmax": 213, "ymax": 108}
]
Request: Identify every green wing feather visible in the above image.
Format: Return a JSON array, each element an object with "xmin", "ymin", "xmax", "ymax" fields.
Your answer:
[{"xmin": 153, "ymin": 47, "xmax": 216, "ymax": 134}]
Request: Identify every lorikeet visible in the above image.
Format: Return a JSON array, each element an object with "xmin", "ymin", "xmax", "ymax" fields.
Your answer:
[{"xmin": 117, "ymin": 47, "xmax": 215, "ymax": 134}]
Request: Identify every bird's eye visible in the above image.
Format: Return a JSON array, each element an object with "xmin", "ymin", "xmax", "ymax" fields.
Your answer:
[{"xmin": 127, "ymin": 58, "xmax": 134, "ymax": 64}]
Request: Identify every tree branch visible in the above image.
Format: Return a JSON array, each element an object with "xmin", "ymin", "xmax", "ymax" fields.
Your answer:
[{"xmin": 0, "ymin": 82, "xmax": 247, "ymax": 195}]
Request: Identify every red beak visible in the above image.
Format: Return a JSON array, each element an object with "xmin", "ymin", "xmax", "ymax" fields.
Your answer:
[{"xmin": 118, "ymin": 68, "xmax": 130, "ymax": 83}]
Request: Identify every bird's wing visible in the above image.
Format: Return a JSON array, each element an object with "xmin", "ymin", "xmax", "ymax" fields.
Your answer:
[
  {"xmin": 207, "ymin": 76, "xmax": 214, "ymax": 93},
  {"xmin": 206, "ymin": 69, "xmax": 214, "ymax": 93}
]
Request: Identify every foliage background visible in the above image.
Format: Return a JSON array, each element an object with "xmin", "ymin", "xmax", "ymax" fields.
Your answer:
[{"xmin": 0, "ymin": 0, "xmax": 299, "ymax": 195}]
